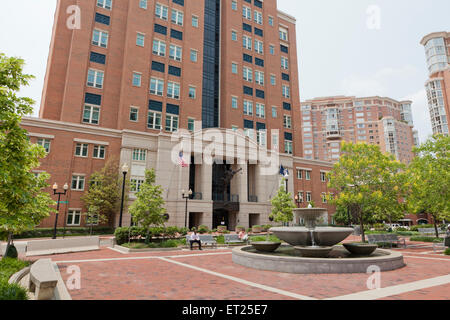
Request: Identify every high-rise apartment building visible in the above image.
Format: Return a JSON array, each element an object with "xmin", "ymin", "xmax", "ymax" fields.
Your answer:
[
  {"xmin": 420, "ymin": 32, "xmax": 450, "ymax": 135},
  {"xmin": 22, "ymin": 0, "xmax": 335, "ymax": 229},
  {"xmin": 299, "ymin": 96, "xmax": 417, "ymax": 163}
]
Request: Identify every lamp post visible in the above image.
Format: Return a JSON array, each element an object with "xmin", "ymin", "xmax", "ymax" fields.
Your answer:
[
  {"xmin": 294, "ymin": 194, "xmax": 301, "ymax": 208},
  {"xmin": 284, "ymin": 170, "xmax": 289, "ymax": 193},
  {"xmin": 182, "ymin": 189, "xmax": 193, "ymax": 229},
  {"xmin": 52, "ymin": 182, "xmax": 69, "ymax": 239},
  {"xmin": 119, "ymin": 163, "xmax": 129, "ymax": 228}
]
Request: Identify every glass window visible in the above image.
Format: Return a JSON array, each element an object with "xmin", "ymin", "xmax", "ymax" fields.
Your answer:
[
  {"xmin": 155, "ymin": 3, "xmax": 168, "ymax": 19},
  {"xmin": 152, "ymin": 39, "xmax": 166, "ymax": 56},
  {"xmin": 130, "ymin": 107, "xmax": 138, "ymax": 122},
  {"xmin": 167, "ymin": 82, "xmax": 180, "ymax": 99},
  {"xmin": 169, "ymin": 44, "xmax": 182, "ymax": 61},
  {"xmin": 232, "ymin": 63, "xmax": 238, "ymax": 74},
  {"xmin": 165, "ymin": 114, "xmax": 179, "ymax": 132},
  {"xmin": 97, "ymin": 0, "xmax": 112, "ymax": 10},
  {"xmin": 272, "ymin": 106, "xmax": 277, "ymax": 118},
  {"xmin": 231, "ymin": 31, "xmax": 237, "ymax": 41},
  {"xmin": 188, "ymin": 118, "xmax": 195, "ymax": 132},
  {"xmin": 83, "ymin": 105, "xmax": 100, "ymax": 124},
  {"xmin": 171, "ymin": 9, "xmax": 184, "ymax": 26},
  {"xmin": 132, "ymin": 149, "xmax": 147, "ymax": 161},
  {"xmin": 243, "ymin": 100, "xmax": 253, "ymax": 116},
  {"xmin": 92, "ymin": 29, "xmax": 108, "ymax": 48},
  {"xmin": 136, "ymin": 33, "xmax": 145, "ymax": 46},
  {"xmin": 67, "ymin": 210, "xmax": 81, "ymax": 226},
  {"xmin": 231, "ymin": 1, "xmax": 237, "ymax": 11},
  {"xmin": 75, "ymin": 143, "xmax": 89, "ymax": 157},
  {"xmin": 71, "ymin": 175, "xmax": 85, "ymax": 191},
  {"xmin": 189, "ymin": 86, "xmax": 196, "ymax": 99},
  {"xmin": 147, "ymin": 111, "xmax": 162, "ymax": 130},
  {"xmin": 192, "ymin": 16, "xmax": 199, "ymax": 28},
  {"xmin": 93, "ymin": 145, "xmax": 106, "ymax": 159},
  {"xmin": 190, "ymin": 49, "xmax": 198, "ymax": 62},
  {"xmin": 87, "ymin": 69, "xmax": 104, "ymax": 89},
  {"xmin": 150, "ymin": 78, "xmax": 164, "ymax": 96},
  {"xmin": 132, "ymin": 73, "xmax": 141, "ymax": 87},
  {"xmin": 232, "ymin": 97, "xmax": 238, "ymax": 109},
  {"xmin": 37, "ymin": 138, "xmax": 51, "ymax": 153}
]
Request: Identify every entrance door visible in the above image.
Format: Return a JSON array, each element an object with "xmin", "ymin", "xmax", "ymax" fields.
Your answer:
[
  {"xmin": 213, "ymin": 209, "xmax": 229, "ymax": 230},
  {"xmin": 249, "ymin": 214, "xmax": 260, "ymax": 228}
]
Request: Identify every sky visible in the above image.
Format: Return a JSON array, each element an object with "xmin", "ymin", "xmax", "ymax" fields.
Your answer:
[{"xmin": 1, "ymin": 0, "xmax": 449, "ymax": 143}]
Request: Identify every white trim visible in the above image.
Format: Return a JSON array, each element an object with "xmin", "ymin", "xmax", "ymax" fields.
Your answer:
[
  {"xmin": 27, "ymin": 133, "xmax": 55, "ymax": 139},
  {"xmin": 74, "ymin": 138, "xmax": 109, "ymax": 146}
]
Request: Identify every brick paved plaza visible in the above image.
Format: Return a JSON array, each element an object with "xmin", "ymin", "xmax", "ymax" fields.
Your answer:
[{"xmin": 23, "ymin": 237, "xmax": 450, "ymax": 301}]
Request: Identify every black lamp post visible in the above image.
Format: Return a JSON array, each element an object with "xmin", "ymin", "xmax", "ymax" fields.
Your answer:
[
  {"xmin": 119, "ymin": 163, "xmax": 129, "ymax": 228},
  {"xmin": 284, "ymin": 170, "xmax": 289, "ymax": 193},
  {"xmin": 294, "ymin": 194, "xmax": 301, "ymax": 208},
  {"xmin": 182, "ymin": 189, "xmax": 193, "ymax": 229},
  {"xmin": 52, "ymin": 182, "xmax": 69, "ymax": 239}
]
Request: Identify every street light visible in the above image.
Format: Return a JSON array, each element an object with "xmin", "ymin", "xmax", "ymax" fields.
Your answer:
[
  {"xmin": 52, "ymin": 182, "xmax": 69, "ymax": 239},
  {"xmin": 182, "ymin": 189, "xmax": 193, "ymax": 229},
  {"xmin": 284, "ymin": 170, "xmax": 289, "ymax": 193},
  {"xmin": 119, "ymin": 163, "xmax": 129, "ymax": 228},
  {"xmin": 294, "ymin": 194, "xmax": 301, "ymax": 208}
]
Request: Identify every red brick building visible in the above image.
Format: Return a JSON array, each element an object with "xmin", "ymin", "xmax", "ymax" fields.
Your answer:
[{"xmin": 23, "ymin": 0, "xmax": 338, "ymax": 230}]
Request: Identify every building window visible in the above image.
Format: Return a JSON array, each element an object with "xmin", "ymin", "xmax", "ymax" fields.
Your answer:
[
  {"xmin": 268, "ymin": 16, "xmax": 274, "ymax": 26},
  {"xmin": 283, "ymin": 115, "xmax": 292, "ymax": 129},
  {"xmin": 136, "ymin": 33, "xmax": 145, "ymax": 47},
  {"xmin": 165, "ymin": 114, "xmax": 179, "ymax": 132},
  {"xmin": 257, "ymin": 130, "xmax": 266, "ymax": 147},
  {"xmin": 322, "ymin": 193, "xmax": 327, "ymax": 204},
  {"xmin": 147, "ymin": 111, "xmax": 162, "ymax": 130},
  {"xmin": 243, "ymin": 36, "xmax": 252, "ymax": 50},
  {"xmin": 232, "ymin": 63, "xmax": 238, "ymax": 74},
  {"xmin": 279, "ymin": 28, "xmax": 288, "ymax": 41},
  {"xmin": 305, "ymin": 171, "xmax": 311, "ymax": 180},
  {"xmin": 92, "ymin": 29, "xmax": 108, "ymax": 48},
  {"xmin": 169, "ymin": 44, "xmax": 182, "ymax": 61},
  {"xmin": 255, "ymin": 71, "xmax": 264, "ymax": 85},
  {"xmin": 131, "ymin": 178, "xmax": 145, "ymax": 193},
  {"xmin": 130, "ymin": 107, "xmax": 139, "ymax": 122},
  {"xmin": 71, "ymin": 175, "xmax": 85, "ymax": 191},
  {"xmin": 150, "ymin": 78, "xmax": 164, "ymax": 96},
  {"xmin": 282, "ymin": 85, "xmax": 290, "ymax": 98},
  {"xmin": 256, "ymin": 103, "xmax": 265, "ymax": 118},
  {"xmin": 254, "ymin": 11, "xmax": 263, "ymax": 25},
  {"xmin": 243, "ymin": 6, "xmax": 252, "ymax": 20},
  {"xmin": 187, "ymin": 86, "xmax": 196, "ymax": 99},
  {"xmin": 272, "ymin": 106, "xmax": 277, "ymax": 118},
  {"xmin": 320, "ymin": 172, "xmax": 327, "ymax": 182},
  {"xmin": 93, "ymin": 145, "xmax": 106, "ymax": 159},
  {"xmin": 37, "ymin": 138, "xmax": 51, "ymax": 153},
  {"xmin": 75, "ymin": 143, "xmax": 89, "ymax": 157},
  {"xmin": 171, "ymin": 9, "xmax": 184, "ymax": 26},
  {"xmin": 132, "ymin": 149, "xmax": 147, "ymax": 161},
  {"xmin": 152, "ymin": 39, "xmax": 166, "ymax": 56},
  {"xmin": 284, "ymin": 140, "xmax": 293, "ymax": 155},
  {"xmin": 232, "ymin": 96, "xmax": 238, "ymax": 109},
  {"xmin": 82, "ymin": 105, "xmax": 100, "ymax": 125},
  {"xmin": 254, "ymin": 40, "xmax": 263, "ymax": 54},
  {"xmin": 155, "ymin": 3, "xmax": 167, "ymax": 19},
  {"xmin": 167, "ymin": 82, "xmax": 180, "ymax": 99},
  {"xmin": 188, "ymin": 118, "xmax": 195, "ymax": 132},
  {"xmin": 67, "ymin": 210, "xmax": 81, "ymax": 226},
  {"xmin": 231, "ymin": 31, "xmax": 237, "ymax": 41},
  {"xmin": 97, "ymin": 0, "xmax": 112, "ymax": 10},
  {"xmin": 306, "ymin": 192, "xmax": 312, "ymax": 202},
  {"xmin": 269, "ymin": 45, "xmax": 275, "ymax": 55},
  {"xmin": 297, "ymin": 170, "xmax": 302, "ymax": 179},
  {"xmin": 190, "ymin": 49, "xmax": 198, "ymax": 62},
  {"xmin": 132, "ymin": 73, "xmax": 142, "ymax": 87},
  {"xmin": 243, "ymin": 67, "xmax": 253, "ymax": 82},
  {"xmin": 243, "ymin": 100, "xmax": 253, "ymax": 116},
  {"xmin": 192, "ymin": 15, "xmax": 199, "ymax": 28},
  {"xmin": 139, "ymin": 0, "xmax": 147, "ymax": 9},
  {"xmin": 87, "ymin": 69, "xmax": 104, "ymax": 89},
  {"xmin": 281, "ymin": 56, "xmax": 289, "ymax": 69},
  {"xmin": 232, "ymin": 0, "xmax": 237, "ymax": 11}
]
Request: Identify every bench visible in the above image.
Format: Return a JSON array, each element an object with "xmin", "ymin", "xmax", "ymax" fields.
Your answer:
[
  {"xmin": 224, "ymin": 234, "xmax": 246, "ymax": 245},
  {"xmin": 29, "ymin": 259, "xmax": 58, "ymax": 300},
  {"xmin": 26, "ymin": 236, "xmax": 100, "ymax": 257},
  {"xmin": 185, "ymin": 234, "xmax": 218, "ymax": 249},
  {"xmin": 367, "ymin": 234, "xmax": 406, "ymax": 248}
]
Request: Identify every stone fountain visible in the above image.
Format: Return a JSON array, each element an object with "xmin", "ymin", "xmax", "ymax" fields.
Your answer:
[
  {"xmin": 270, "ymin": 207, "xmax": 353, "ymax": 257},
  {"xmin": 232, "ymin": 206, "xmax": 406, "ymax": 274}
]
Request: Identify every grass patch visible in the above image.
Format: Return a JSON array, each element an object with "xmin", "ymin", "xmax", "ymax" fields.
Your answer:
[
  {"xmin": 121, "ymin": 239, "xmax": 184, "ymax": 249},
  {"xmin": 249, "ymin": 235, "xmax": 281, "ymax": 243},
  {"xmin": 409, "ymin": 236, "xmax": 442, "ymax": 243},
  {"xmin": 0, "ymin": 258, "xmax": 30, "ymax": 301}
]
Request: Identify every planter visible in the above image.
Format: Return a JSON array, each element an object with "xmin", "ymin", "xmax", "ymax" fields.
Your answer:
[
  {"xmin": 217, "ymin": 226, "xmax": 227, "ymax": 232},
  {"xmin": 252, "ymin": 226, "xmax": 262, "ymax": 233},
  {"xmin": 343, "ymin": 243, "xmax": 378, "ymax": 256},
  {"xmin": 251, "ymin": 241, "xmax": 281, "ymax": 253},
  {"xmin": 235, "ymin": 226, "xmax": 245, "ymax": 233},
  {"xmin": 294, "ymin": 246, "xmax": 334, "ymax": 258}
]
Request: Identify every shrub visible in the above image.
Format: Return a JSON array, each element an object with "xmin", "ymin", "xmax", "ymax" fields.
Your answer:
[
  {"xmin": 0, "ymin": 258, "xmax": 30, "ymax": 282},
  {"xmin": 215, "ymin": 235, "xmax": 225, "ymax": 244},
  {"xmin": 114, "ymin": 227, "xmax": 130, "ymax": 245},
  {"xmin": 250, "ymin": 235, "xmax": 281, "ymax": 243},
  {"xmin": 14, "ymin": 227, "xmax": 114, "ymax": 239},
  {"xmin": 246, "ymin": 228, "xmax": 252, "ymax": 233},
  {"xmin": 410, "ymin": 224, "xmax": 435, "ymax": 232},
  {"xmin": 236, "ymin": 226, "xmax": 245, "ymax": 232},
  {"xmin": 262, "ymin": 225, "xmax": 273, "ymax": 232},
  {"xmin": 409, "ymin": 236, "xmax": 442, "ymax": 243},
  {"xmin": 5, "ymin": 245, "xmax": 18, "ymax": 259},
  {"xmin": 198, "ymin": 225, "xmax": 209, "ymax": 234},
  {"xmin": 444, "ymin": 248, "xmax": 450, "ymax": 256},
  {"xmin": 0, "ymin": 281, "xmax": 28, "ymax": 300}
]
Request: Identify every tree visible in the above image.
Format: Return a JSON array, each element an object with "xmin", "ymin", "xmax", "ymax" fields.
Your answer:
[
  {"xmin": 129, "ymin": 169, "xmax": 166, "ymax": 242},
  {"xmin": 0, "ymin": 53, "xmax": 55, "ymax": 256},
  {"xmin": 328, "ymin": 142, "xmax": 406, "ymax": 242},
  {"xmin": 269, "ymin": 179, "xmax": 296, "ymax": 225},
  {"xmin": 406, "ymin": 135, "xmax": 450, "ymax": 238},
  {"xmin": 81, "ymin": 158, "xmax": 123, "ymax": 230}
]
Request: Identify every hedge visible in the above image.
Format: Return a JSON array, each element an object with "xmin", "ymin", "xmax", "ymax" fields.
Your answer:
[
  {"xmin": 0, "ymin": 258, "xmax": 30, "ymax": 301},
  {"xmin": 2, "ymin": 227, "xmax": 115, "ymax": 240},
  {"xmin": 114, "ymin": 226, "xmax": 189, "ymax": 245}
]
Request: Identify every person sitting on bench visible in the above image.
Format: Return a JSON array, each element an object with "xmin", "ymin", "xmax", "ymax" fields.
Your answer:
[{"xmin": 190, "ymin": 229, "xmax": 202, "ymax": 250}]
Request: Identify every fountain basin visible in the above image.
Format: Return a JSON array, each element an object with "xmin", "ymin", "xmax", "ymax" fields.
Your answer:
[
  {"xmin": 251, "ymin": 241, "xmax": 281, "ymax": 253},
  {"xmin": 270, "ymin": 227, "xmax": 354, "ymax": 247},
  {"xmin": 343, "ymin": 243, "xmax": 378, "ymax": 256},
  {"xmin": 232, "ymin": 245, "xmax": 405, "ymax": 274},
  {"xmin": 294, "ymin": 246, "xmax": 333, "ymax": 258}
]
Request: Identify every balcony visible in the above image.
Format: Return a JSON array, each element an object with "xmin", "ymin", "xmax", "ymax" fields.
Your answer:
[
  {"xmin": 326, "ymin": 130, "xmax": 342, "ymax": 140},
  {"xmin": 248, "ymin": 195, "xmax": 258, "ymax": 203},
  {"xmin": 213, "ymin": 193, "xmax": 240, "ymax": 212}
]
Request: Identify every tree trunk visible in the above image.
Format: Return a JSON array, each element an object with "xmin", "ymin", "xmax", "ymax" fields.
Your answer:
[
  {"xmin": 3, "ymin": 232, "xmax": 12, "ymax": 258},
  {"xmin": 433, "ymin": 218, "xmax": 439, "ymax": 239},
  {"xmin": 360, "ymin": 215, "xmax": 365, "ymax": 243}
]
